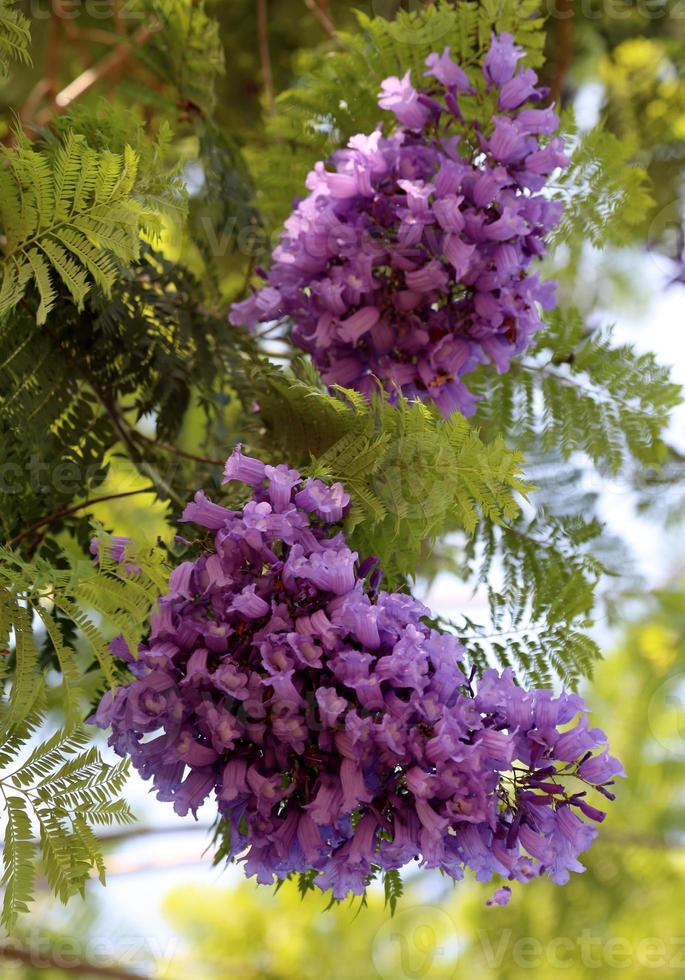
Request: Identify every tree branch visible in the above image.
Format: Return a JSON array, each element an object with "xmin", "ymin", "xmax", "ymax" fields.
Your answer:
[
  {"xmin": 8, "ymin": 490, "xmax": 155, "ymax": 550},
  {"xmin": 303, "ymin": 0, "xmax": 337, "ymax": 38},
  {"xmin": 0, "ymin": 945, "xmax": 144, "ymax": 980},
  {"xmin": 130, "ymin": 430, "xmax": 226, "ymax": 467},
  {"xmin": 257, "ymin": 0, "xmax": 275, "ymax": 112},
  {"xmin": 39, "ymin": 321, "xmax": 186, "ymax": 512},
  {"xmin": 33, "ymin": 22, "xmax": 155, "ymax": 128},
  {"xmin": 549, "ymin": 0, "xmax": 573, "ymax": 106},
  {"xmin": 46, "ymin": 4, "xmax": 63, "ymax": 99},
  {"xmin": 96, "ymin": 822, "xmax": 213, "ymax": 848}
]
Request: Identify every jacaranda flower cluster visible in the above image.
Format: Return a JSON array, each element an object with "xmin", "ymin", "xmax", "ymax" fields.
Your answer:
[
  {"xmin": 90, "ymin": 448, "xmax": 622, "ymax": 903},
  {"xmin": 229, "ymin": 33, "xmax": 569, "ymax": 417}
]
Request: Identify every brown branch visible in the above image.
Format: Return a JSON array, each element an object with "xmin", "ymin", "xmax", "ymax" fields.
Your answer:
[
  {"xmin": 19, "ymin": 11, "xmax": 124, "ymax": 126},
  {"xmin": 549, "ymin": 0, "xmax": 573, "ymax": 106},
  {"xmin": 8, "ymin": 490, "xmax": 155, "ymax": 550},
  {"xmin": 257, "ymin": 0, "xmax": 275, "ymax": 113},
  {"xmin": 96, "ymin": 822, "xmax": 213, "ymax": 848},
  {"xmin": 303, "ymin": 0, "xmax": 337, "ymax": 38},
  {"xmin": 27, "ymin": 824, "xmax": 211, "ymax": 854},
  {"xmin": 92, "ymin": 398, "xmax": 185, "ymax": 510},
  {"xmin": 131, "ymin": 431, "xmax": 226, "ymax": 467},
  {"xmin": 112, "ymin": 0, "xmax": 124, "ymax": 34},
  {"xmin": 33, "ymin": 22, "xmax": 155, "ymax": 128},
  {"xmin": 46, "ymin": 6, "xmax": 63, "ymax": 99},
  {"xmin": 76, "ymin": 27, "xmax": 124, "ymax": 45},
  {"xmin": 19, "ymin": 78, "xmax": 51, "ymax": 125},
  {"xmin": 0, "ymin": 945, "xmax": 145, "ymax": 980},
  {"xmin": 29, "ymin": 828, "xmax": 215, "ymax": 885},
  {"xmin": 52, "ymin": 0, "xmax": 79, "ymax": 42},
  {"xmin": 109, "ymin": 0, "xmax": 126, "ymax": 93},
  {"xmin": 36, "ymin": 322, "xmax": 185, "ymax": 512}
]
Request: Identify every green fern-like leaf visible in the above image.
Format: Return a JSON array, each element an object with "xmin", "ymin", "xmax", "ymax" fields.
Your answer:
[
  {"xmin": 230, "ymin": 357, "xmax": 531, "ymax": 587},
  {"xmin": 0, "ymin": 0, "xmax": 30, "ymax": 80},
  {"xmin": 130, "ymin": 0, "xmax": 225, "ymax": 114},
  {"xmin": 382, "ymin": 868, "xmax": 404, "ymax": 916},
  {"xmin": 0, "ymin": 245, "xmax": 234, "ymax": 546},
  {"xmin": 0, "ymin": 715, "xmax": 134, "ymax": 928},
  {"xmin": 0, "ymin": 132, "xmax": 162, "ymax": 324},
  {"xmin": 474, "ymin": 307, "xmax": 681, "ymax": 472},
  {"xmin": 0, "ymin": 536, "xmax": 169, "ymax": 725},
  {"xmin": 1, "ymin": 795, "xmax": 35, "ymax": 930},
  {"xmin": 550, "ymin": 122, "xmax": 654, "ymax": 256},
  {"xmin": 457, "ymin": 510, "xmax": 605, "ymax": 688}
]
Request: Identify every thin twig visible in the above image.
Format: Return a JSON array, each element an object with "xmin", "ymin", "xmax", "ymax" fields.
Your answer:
[
  {"xmin": 131, "ymin": 431, "xmax": 225, "ymax": 467},
  {"xmin": 112, "ymin": 0, "xmax": 124, "ymax": 34},
  {"xmin": 52, "ymin": 0, "xmax": 79, "ymax": 41},
  {"xmin": 8, "ymin": 490, "xmax": 156, "ymax": 550},
  {"xmin": 97, "ymin": 822, "xmax": 213, "ymax": 847},
  {"xmin": 19, "ymin": 78, "xmax": 51, "ymax": 125},
  {"xmin": 77, "ymin": 27, "xmax": 123, "ymax": 45},
  {"xmin": 109, "ymin": 0, "xmax": 125, "ymax": 93},
  {"xmin": 0, "ymin": 945, "xmax": 145, "ymax": 980},
  {"xmin": 46, "ymin": 7, "xmax": 62, "ymax": 98},
  {"xmin": 303, "ymin": 0, "xmax": 337, "ymax": 38},
  {"xmin": 549, "ymin": 0, "xmax": 573, "ymax": 106},
  {"xmin": 37, "ymin": 322, "xmax": 185, "ymax": 512},
  {"xmin": 34, "ymin": 22, "xmax": 155, "ymax": 126},
  {"xmin": 257, "ymin": 0, "xmax": 276, "ymax": 112},
  {"xmin": 92, "ymin": 395, "xmax": 186, "ymax": 510},
  {"xmin": 19, "ymin": 10, "xmax": 124, "ymax": 126}
]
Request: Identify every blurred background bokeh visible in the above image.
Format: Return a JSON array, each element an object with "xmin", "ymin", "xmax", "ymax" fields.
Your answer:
[{"xmin": 2, "ymin": 1, "xmax": 685, "ymax": 977}]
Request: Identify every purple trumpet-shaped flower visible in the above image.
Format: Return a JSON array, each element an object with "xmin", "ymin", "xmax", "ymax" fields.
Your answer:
[
  {"xmin": 89, "ymin": 535, "xmax": 141, "ymax": 576},
  {"xmin": 90, "ymin": 449, "xmax": 621, "ymax": 905},
  {"xmin": 378, "ymin": 71, "xmax": 430, "ymax": 130},
  {"xmin": 230, "ymin": 34, "xmax": 568, "ymax": 417}
]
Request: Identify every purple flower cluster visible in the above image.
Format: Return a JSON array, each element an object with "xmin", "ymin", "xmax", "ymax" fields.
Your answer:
[
  {"xmin": 230, "ymin": 34, "xmax": 568, "ymax": 417},
  {"xmin": 91, "ymin": 448, "xmax": 622, "ymax": 903}
]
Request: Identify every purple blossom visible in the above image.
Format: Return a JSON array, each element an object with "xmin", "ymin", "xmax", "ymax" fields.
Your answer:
[
  {"xmin": 378, "ymin": 71, "xmax": 430, "ymax": 130},
  {"xmin": 230, "ymin": 35, "xmax": 568, "ymax": 417},
  {"xmin": 483, "ymin": 32, "xmax": 525, "ymax": 88},
  {"xmin": 90, "ymin": 450, "xmax": 622, "ymax": 903},
  {"xmin": 578, "ymin": 750, "xmax": 626, "ymax": 784},
  {"xmin": 89, "ymin": 535, "xmax": 140, "ymax": 576},
  {"xmin": 424, "ymin": 47, "xmax": 472, "ymax": 91},
  {"xmin": 487, "ymin": 885, "xmax": 512, "ymax": 907}
]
